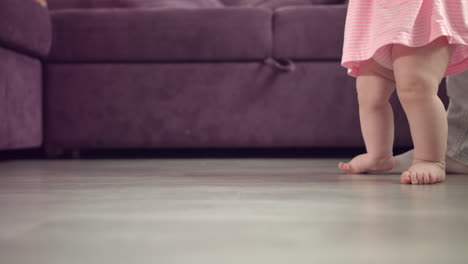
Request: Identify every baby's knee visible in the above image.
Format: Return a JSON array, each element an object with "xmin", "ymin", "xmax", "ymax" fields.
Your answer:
[
  {"xmin": 357, "ymin": 91, "xmax": 390, "ymax": 109},
  {"xmin": 396, "ymin": 77, "xmax": 438, "ymax": 103}
]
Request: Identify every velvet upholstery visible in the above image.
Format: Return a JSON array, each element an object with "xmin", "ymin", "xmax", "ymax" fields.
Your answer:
[
  {"xmin": 47, "ymin": 0, "xmax": 130, "ymax": 9},
  {"xmin": 0, "ymin": 0, "xmax": 52, "ymax": 57},
  {"xmin": 219, "ymin": 0, "xmax": 345, "ymax": 8},
  {"xmin": 46, "ymin": 0, "xmax": 346, "ymax": 9},
  {"xmin": 122, "ymin": 0, "xmax": 223, "ymax": 8},
  {"xmin": 44, "ymin": 62, "xmax": 434, "ymax": 149},
  {"xmin": 274, "ymin": 5, "xmax": 347, "ymax": 59},
  {"xmin": 48, "ymin": 8, "xmax": 272, "ymax": 61},
  {"xmin": 0, "ymin": 47, "xmax": 43, "ymax": 150}
]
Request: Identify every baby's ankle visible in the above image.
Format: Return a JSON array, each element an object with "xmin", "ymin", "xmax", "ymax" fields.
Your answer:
[
  {"xmin": 368, "ymin": 153, "xmax": 394, "ymax": 161},
  {"xmin": 412, "ymin": 158, "xmax": 446, "ymax": 169}
]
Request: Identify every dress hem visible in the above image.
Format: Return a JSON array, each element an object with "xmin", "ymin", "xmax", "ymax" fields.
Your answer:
[{"xmin": 342, "ymin": 34, "xmax": 468, "ymax": 78}]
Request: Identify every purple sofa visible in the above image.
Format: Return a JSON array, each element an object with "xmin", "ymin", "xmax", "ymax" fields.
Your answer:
[
  {"xmin": 1, "ymin": 0, "xmax": 449, "ymax": 155},
  {"xmin": 0, "ymin": 0, "xmax": 51, "ymax": 150}
]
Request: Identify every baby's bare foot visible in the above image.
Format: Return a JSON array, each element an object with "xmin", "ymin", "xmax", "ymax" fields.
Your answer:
[
  {"xmin": 338, "ymin": 153, "xmax": 395, "ymax": 174},
  {"xmin": 400, "ymin": 160, "xmax": 446, "ymax": 184}
]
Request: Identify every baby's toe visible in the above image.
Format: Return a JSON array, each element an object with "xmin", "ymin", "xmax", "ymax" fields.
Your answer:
[
  {"xmin": 339, "ymin": 162, "xmax": 350, "ymax": 173},
  {"xmin": 345, "ymin": 163, "xmax": 356, "ymax": 174},
  {"xmin": 416, "ymin": 172, "xmax": 425, "ymax": 184},
  {"xmin": 338, "ymin": 162, "xmax": 347, "ymax": 172},
  {"xmin": 422, "ymin": 172, "xmax": 431, "ymax": 184},
  {"xmin": 410, "ymin": 172, "xmax": 419, "ymax": 184},
  {"xmin": 401, "ymin": 171, "xmax": 411, "ymax": 184}
]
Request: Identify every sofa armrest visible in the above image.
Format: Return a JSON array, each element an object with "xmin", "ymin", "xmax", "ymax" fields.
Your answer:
[{"xmin": 0, "ymin": 0, "xmax": 52, "ymax": 57}]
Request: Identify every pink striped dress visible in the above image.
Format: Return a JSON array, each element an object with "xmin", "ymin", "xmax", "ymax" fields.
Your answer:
[{"xmin": 341, "ymin": 0, "xmax": 468, "ymax": 78}]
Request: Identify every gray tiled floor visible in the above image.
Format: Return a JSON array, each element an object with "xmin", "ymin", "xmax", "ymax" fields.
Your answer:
[{"xmin": 0, "ymin": 159, "xmax": 467, "ymax": 264}]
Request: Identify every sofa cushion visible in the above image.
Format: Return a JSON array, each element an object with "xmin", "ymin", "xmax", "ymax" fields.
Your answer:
[
  {"xmin": 124, "ymin": 0, "xmax": 223, "ymax": 8},
  {"xmin": 47, "ymin": 0, "xmax": 130, "ymax": 9},
  {"xmin": 219, "ymin": 0, "xmax": 345, "ymax": 8},
  {"xmin": 48, "ymin": 8, "xmax": 272, "ymax": 62},
  {"xmin": 44, "ymin": 61, "xmax": 423, "ymax": 149},
  {"xmin": 46, "ymin": 0, "xmax": 345, "ymax": 9},
  {"xmin": 46, "ymin": 0, "xmax": 216, "ymax": 9},
  {"xmin": 274, "ymin": 5, "xmax": 347, "ymax": 60},
  {"xmin": 0, "ymin": 0, "xmax": 52, "ymax": 57}
]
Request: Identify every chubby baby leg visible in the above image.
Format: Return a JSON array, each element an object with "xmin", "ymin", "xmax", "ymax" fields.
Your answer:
[
  {"xmin": 339, "ymin": 58, "xmax": 397, "ymax": 174},
  {"xmin": 392, "ymin": 37, "xmax": 455, "ymax": 184}
]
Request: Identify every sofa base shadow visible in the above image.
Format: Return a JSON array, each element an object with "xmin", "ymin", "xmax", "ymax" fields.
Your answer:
[{"xmin": 40, "ymin": 147, "xmax": 415, "ymax": 160}]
